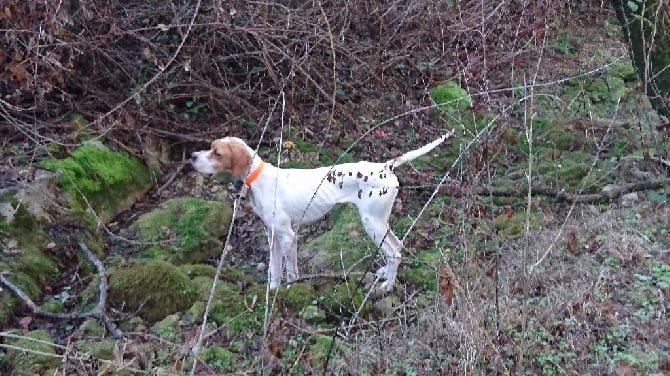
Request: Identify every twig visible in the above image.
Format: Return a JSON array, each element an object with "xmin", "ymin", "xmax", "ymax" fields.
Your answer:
[
  {"xmin": 156, "ymin": 151, "xmax": 187, "ymax": 195},
  {"xmin": 479, "ymin": 178, "xmax": 670, "ymax": 204},
  {"xmin": 0, "ymin": 240, "xmax": 123, "ymax": 339}
]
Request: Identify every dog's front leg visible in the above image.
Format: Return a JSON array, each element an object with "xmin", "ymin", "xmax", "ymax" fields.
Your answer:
[
  {"xmin": 284, "ymin": 226, "xmax": 299, "ymax": 283},
  {"xmin": 267, "ymin": 230, "xmax": 283, "ymax": 289}
]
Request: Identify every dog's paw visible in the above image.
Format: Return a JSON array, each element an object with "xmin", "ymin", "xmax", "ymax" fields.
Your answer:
[{"xmin": 375, "ymin": 266, "xmax": 388, "ymax": 278}]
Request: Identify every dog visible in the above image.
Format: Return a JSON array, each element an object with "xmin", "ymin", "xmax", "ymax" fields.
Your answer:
[{"xmin": 191, "ymin": 132, "xmax": 452, "ymax": 291}]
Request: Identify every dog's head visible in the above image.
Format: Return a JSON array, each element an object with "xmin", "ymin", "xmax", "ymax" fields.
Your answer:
[{"xmin": 191, "ymin": 137, "xmax": 252, "ymax": 177}]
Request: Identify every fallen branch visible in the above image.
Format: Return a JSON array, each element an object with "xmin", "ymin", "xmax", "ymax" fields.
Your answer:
[
  {"xmin": 479, "ymin": 178, "xmax": 670, "ymax": 204},
  {"xmin": 0, "ymin": 239, "xmax": 122, "ymax": 339},
  {"xmin": 156, "ymin": 150, "xmax": 187, "ymax": 195}
]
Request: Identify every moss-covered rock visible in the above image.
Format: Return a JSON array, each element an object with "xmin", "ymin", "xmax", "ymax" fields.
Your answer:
[
  {"xmin": 131, "ymin": 197, "xmax": 232, "ymax": 265},
  {"xmin": 0, "ymin": 194, "xmax": 57, "ymax": 327},
  {"xmin": 1, "ymin": 329, "xmax": 59, "ymax": 375},
  {"xmin": 41, "ymin": 142, "xmax": 155, "ymax": 224},
  {"xmin": 431, "ymin": 81, "xmax": 472, "ymax": 110},
  {"xmin": 108, "ymin": 261, "xmax": 197, "ymax": 322}
]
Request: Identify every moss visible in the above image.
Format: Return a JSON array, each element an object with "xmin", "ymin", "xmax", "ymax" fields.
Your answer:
[
  {"xmin": 108, "ymin": 261, "xmax": 197, "ymax": 322},
  {"xmin": 75, "ymin": 318, "xmax": 106, "ymax": 337},
  {"xmin": 200, "ymin": 345, "xmax": 237, "ymax": 372},
  {"xmin": 279, "ymin": 282, "xmax": 316, "ymax": 311},
  {"xmin": 131, "ymin": 197, "xmax": 232, "ymax": 265},
  {"xmin": 309, "ymin": 334, "xmax": 337, "ymax": 362},
  {"xmin": 302, "ymin": 205, "xmax": 375, "ymax": 273},
  {"xmin": 319, "ymin": 282, "xmax": 369, "ymax": 318},
  {"xmin": 185, "ymin": 301, "xmax": 206, "ymax": 324},
  {"xmin": 151, "ymin": 313, "xmax": 182, "ymax": 340},
  {"xmin": 535, "ymin": 149, "xmax": 608, "ymax": 190},
  {"xmin": 539, "ymin": 120, "xmax": 586, "ymax": 151},
  {"xmin": 73, "ymin": 338, "xmax": 116, "ymax": 360},
  {"xmin": 41, "ymin": 142, "xmax": 154, "ymax": 223},
  {"xmin": 494, "ymin": 210, "xmax": 546, "ymax": 236},
  {"xmin": 191, "ymin": 276, "xmax": 264, "ymax": 334},
  {"xmin": 431, "ymin": 81, "xmax": 472, "ymax": 110},
  {"xmin": 2, "ymin": 330, "xmax": 59, "ymax": 375},
  {"xmin": 179, "ymin": 264, "xmax": 217, "ymax": 278},
  {"xmin": 40, "ymin": 299, "xmax": 64, "ymax": 313},
  {"xmin": 0, "ymin": 200, "xmax": 57, "ymax": 327},
  {"xmin": 300, "ymin": 305, "xmax": 327, "ymax": 324},
  {"xmin": 399, "ymin": 249, "xmax": 442, "ymax": 290}
]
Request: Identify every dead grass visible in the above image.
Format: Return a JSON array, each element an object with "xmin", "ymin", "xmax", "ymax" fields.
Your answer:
[{"xmin": 320, "ymin": 201, "xmax": 668, "ymax": 374}]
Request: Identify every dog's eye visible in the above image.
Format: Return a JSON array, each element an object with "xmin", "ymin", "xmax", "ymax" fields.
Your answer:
[{"xmin": 212, "ymin": 150, "xmax": 221, "ymax": 158}]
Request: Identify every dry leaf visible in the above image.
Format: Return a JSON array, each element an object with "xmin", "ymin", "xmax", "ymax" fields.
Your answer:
[
  {"xmin": 19, "ymin": 316, "xmax": 32, "ymax": 332},
  {"xmin": 566, "ymin": 231, "xmax": 578, "ymax": 254},
  {"xmin": 438, "ymin": 263, "xmax": 460, "ymax": 305},
  {"xmin": 8, "ymin": 64, "xmax": 27, "ymax": 82}
]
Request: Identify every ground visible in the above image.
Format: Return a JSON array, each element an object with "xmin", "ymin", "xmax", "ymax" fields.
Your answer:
[{"xmin": 0, "ymin": 2, "xmax": 668, "ymax": 375}]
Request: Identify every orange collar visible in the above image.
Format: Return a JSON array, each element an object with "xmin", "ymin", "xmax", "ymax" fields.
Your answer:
[{"xmin": 244, "ymin": 160, "xmax": 265, "ymax": 187}]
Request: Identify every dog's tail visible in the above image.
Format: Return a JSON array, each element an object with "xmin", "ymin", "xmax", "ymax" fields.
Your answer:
[{"xmin": 387, "ymin": 130, "xmax": 454, "ymax": 170}]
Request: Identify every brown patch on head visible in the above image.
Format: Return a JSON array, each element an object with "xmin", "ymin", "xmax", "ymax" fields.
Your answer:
[{"xmin": 210, "ymin": 138, "xmax": 252, "ymax": 177}]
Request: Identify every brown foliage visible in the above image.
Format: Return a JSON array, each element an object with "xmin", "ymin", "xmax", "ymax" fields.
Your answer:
[{"xmin": 0, "ymin": 0, "xmax": 571, "ymax": 142}]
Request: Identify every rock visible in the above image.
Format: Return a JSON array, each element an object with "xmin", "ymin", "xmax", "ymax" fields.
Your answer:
[
  {"xmin": 130, "ymin": 197, "xmax": 232, "ymax": 264},
  {"xmin": 0, "ymin": 192, "xmax": 58, "ymax": 326},
  {"xmin": 41, "ymin": 142, "xmax": 157, "ymax": 224},
  {"xmin": 108, "ymin": 260, "xmax": 197, "ymax": 322},
  {"xmin": 621, "ymin": 192, "xmax": 639, "ymax": 206}
]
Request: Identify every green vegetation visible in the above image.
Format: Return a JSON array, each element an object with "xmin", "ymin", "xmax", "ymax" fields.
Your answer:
[
  {"xmin": 399, "ymin": 249, "xmax": 442, "ymax": 290},
  {"xmin": 41, "ymin": 142, "xmax": 154, "ymax": 223},
  {"xmin": 1, "ymin": 330, "xmax": 59, "ymax": 375},
  {"xmin": 131, "ymin": 197, "xmax": 232, "ymax": 264},
  {"xmin": 302, "ymin": 205, "xmax": 375, "ymax": 273},
  {"xmin": 319, "ymin": 281, "xmax": 369, "ymax": 318},
  {"xmin": 190, "ymin": 276, "xmax": 265, "ymax": 334},
  {"xmin": 0, "ymin": 197, "xmax": 57, "ymax": 326},
  {"xmin": 200, "ymin": 345, "xmax": 238, "ymax": 372},
  {"xmin": 430, "ymin": 81, "xmax": 472, "ymax": 110},
  {"xmin": 108, "ymin": 261, "xmax": 197, "ymax": 322}
]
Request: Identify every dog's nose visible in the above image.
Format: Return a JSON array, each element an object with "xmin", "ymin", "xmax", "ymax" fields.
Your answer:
[{"xmin": 190, "ymin": 152, "xmax": 198, "ymax": 162}]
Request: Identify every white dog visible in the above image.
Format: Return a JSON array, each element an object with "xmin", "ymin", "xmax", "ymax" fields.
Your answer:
[{"xmin": 191, "ymin": 132, "xmax": 452, "ymax": 291}]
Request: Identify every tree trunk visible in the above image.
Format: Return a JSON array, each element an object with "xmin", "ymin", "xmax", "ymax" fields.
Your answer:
[{"xmin": 611, "ymin": 0, "xmax": 670, "ymax": 121}]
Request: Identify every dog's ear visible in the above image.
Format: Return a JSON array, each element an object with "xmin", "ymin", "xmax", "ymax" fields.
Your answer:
[{"xmin": 227, "ymin": 140, "xmax": 252, "ymax": 178}]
